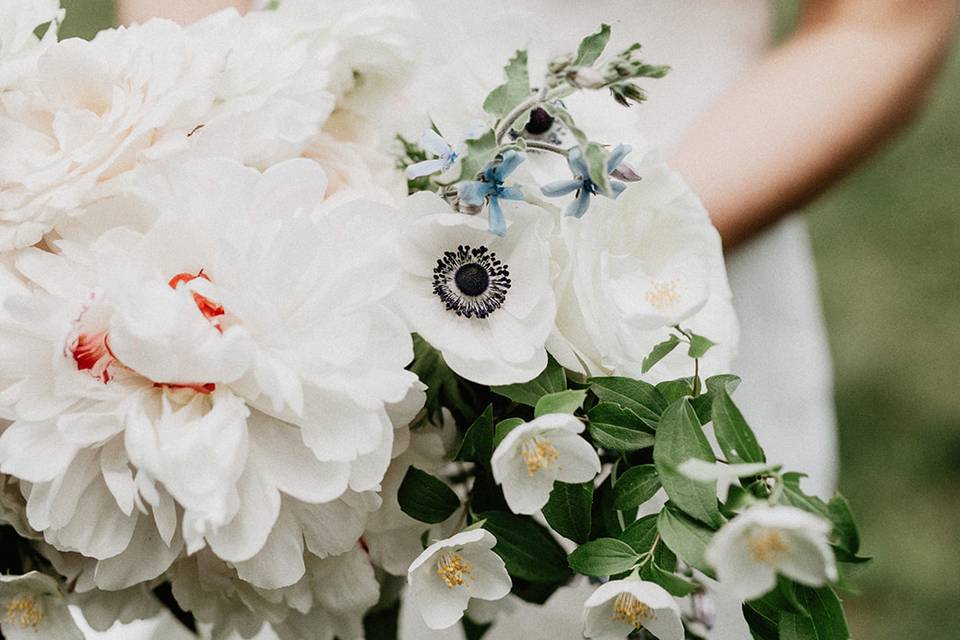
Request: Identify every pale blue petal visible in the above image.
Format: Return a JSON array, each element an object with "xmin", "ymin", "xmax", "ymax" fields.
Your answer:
[
  {"xmin": 567, "ymin": 189, "xmax": 592, "ymax": 218},
  {"xmin": 610, "ymin": 180, "xmax": 628, "ymax": 197},
  {"xmin": 568, "ymin": 147, "xmax": 590, "ymax": 178},
  {"xmin": 419, "ymin": 129, "xmax": 452, "ymax": 157},
  {"xmin": 541, "ymin": 179, "xmax": 583, "ymax": 198},
  {"xmin": 488, "ymin": 198, "xmax": 507, "ymax": 236},
  {"xmin": 495, "ymin": 150, "xmax": 524, "ymax": 179},
  {"xmin": 499, "ymin": 185, "xmax": 524, "ymax": 201},
  {"xmin": 605, "ymin": 144, "xmax": 632, "ymax": 173},
  {"xmin": 459, "ymin": 181, "xmax": 491, "ymax": 205},
  {"xmin": 406, "ymin": 158, "xmax": 448, "ymax": 179}
]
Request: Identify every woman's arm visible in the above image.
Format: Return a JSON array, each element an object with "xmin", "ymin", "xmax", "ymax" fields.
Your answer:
[
  {"xmin": 669, "ymin": 0, "xmax": 960, "ymax": 248},
  {"xmin": 118, "ymin": 0, "xmax": 249, "ymax": 25}
]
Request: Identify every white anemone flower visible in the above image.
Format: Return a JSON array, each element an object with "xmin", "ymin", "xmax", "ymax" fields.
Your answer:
[
  {"xmin": 0, "ymin": 19, "xmax": 221, "ymax": 250},
  {"xmin": 583, "ymin": 578, "xmax": 684, "ymax": 640},
  {"xmin": 705, "ymin": 504, "xmax": 838, "ymax": 601},
  {"xmin": 548, "ymin": 159, "xmax": 738, "ymax": 383},
  {"xmin": 0, "ymin": 572, "xmax": 82, "ymax": 640},
  {"xmin": 407, "ymin": 529, "xmax": 511, "ymax": 630},
  {"xmin": 0, "ymin": 157, "xmax": 417, "ymax": 591},
  {"xmin": 490, "ymin": 413, "xmax": 601, "ymax": 515},
  {"xmin": 394, "ymin": 192, "xmax": 557, "ymax": 385}
]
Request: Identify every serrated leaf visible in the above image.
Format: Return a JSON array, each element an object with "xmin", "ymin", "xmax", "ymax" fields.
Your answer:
[
  {"xmin": 397, "ymin": 467, "xmax": 460, "ymax": 524},
  {"xmin": 589, "ymin": 377, "xmax": 665, "ymax": 427},
  {"xmin": 483, "ymin": 49, "xmax": 531, "ymax": 118},
  {"xmin": 619, "ymin": 515, "xmax": 675, "ymax": 570},
  {"xmin": 492, "ymin": 356, "xmax": 566, "ymax": 406},
  {"xmin": 534, "ymin": 389, "xmax": 587, "ymax": 417},
  {"xmin": 642, "ymin": 335, "xmax": 681, "ymax": 373},
  {"xmin": 587, "ymin": 403, "xmax": 656, "ymax": 452},
  {"xmin": 493, "ymin": 418, "xmax": 525, "ymax": 449},
  {"xmin": 542, "ymin": 481, "xmax": 593, "ymax": 544},
  {"xmin": 573, "ymin": 23, "xmax": 611, "ymax": 66},
  {"xmin": 583, "ymin": 142, "xmax": 612, "ymax": 196},
  {"xmin": 455, "ymin": 404, "xmax": 494, "ymax": 463},
  {"xmin": 657, "ymin": 504, "xmax": 715, "ymax": 575},
  {"xmin": 687, "ymin": 333, "xmax": 716, "ymax": 358},
  {"xmin": 478, "ymin": 511, "xmax": 571, "ymax": 583},
  {"xmin": 612, "ymin": 465, "xmax": 661, "ymax": 510},
  {"xmin": 712, "ymin": 387, "xmax": 766, "ymax": 464},
  {"xmin": 654, "ymin": 398, "xmax": 723, "ymax": 527},
  {"xmin": 568, "ymin": 538, "xmax": 640, "ymax": 577}
]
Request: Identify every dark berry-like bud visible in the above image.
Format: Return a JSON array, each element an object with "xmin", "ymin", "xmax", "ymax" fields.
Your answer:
[{"xmin": 524, "ymin": 107, "xmax": 555, "ymax": 135}]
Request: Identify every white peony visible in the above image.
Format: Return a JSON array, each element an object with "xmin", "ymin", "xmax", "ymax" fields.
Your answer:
[
  {"xmin": 547, "ymin": 155, "xmax": 739, "ymax": 382},
  {"xmin": 0, "ymin": 0, "xmax": 63, "ymax": 88},
  {"xmin": 0, "ymin": 19, "xmax": 221, "ymax": 250},
  {"xmin": 582, "ymin": 578, "xmax": 684, "ymax": 640},
  {"xmin": 0, "ymin": 156, "xmax": 418, "ymax": 591},
  {"xmin": 407, "ymin": 529, "xmax": 511, "ymax": 630},
  {"xmin": 490, "ymin": 413, "xmax": 600, "ymax": 515},
  {"xmin": 394, "ymin": 192, "xmax": 558, "ymax": 385},
  {"xmin": 705, "ymin": 504, "xmax": 838, "ymax": 601}
]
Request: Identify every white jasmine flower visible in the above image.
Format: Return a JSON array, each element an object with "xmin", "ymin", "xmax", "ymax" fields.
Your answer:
[
  {"xmin": 0, "ymin": 572, "xmax": 83, "ymax": 640},
  {"xmin": 490, "ymin": 413, "xmax": 600, "ymax": 515},
  {"xmin": 395, "ymin": 192, "xmax": 557, "ymax": 385},
  {"xmin": 583, "ymin": 578, "xmax": 683, "ymax": 640},
  {"xmin": 705, "ymin": 504, "xmax": 838, "ymax": 601},
  {"xmin": 0, "ymin": 156, "xmax": 416, "ymax": 591},
  {"xmin": 407, "ymin": 529, "xmax": 511, "ymax": 630},
  {"xmin": 0, "ymin": 19, "xmax": 220, "ymax": 249},
  {"xmin": 547, "ymin": 158, "xmax": 738, "ymax": 382}
]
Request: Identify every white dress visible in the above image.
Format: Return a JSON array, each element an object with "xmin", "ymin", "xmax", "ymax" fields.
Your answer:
[{"xmin": 80, "ymin": 2, "xmax": 838, "ymax": 638}]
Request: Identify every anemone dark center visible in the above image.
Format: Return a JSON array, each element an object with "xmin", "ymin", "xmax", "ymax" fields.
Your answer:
[{"xmin": 454, "ymin": 263, "xmax": 490, "ymax": 296}]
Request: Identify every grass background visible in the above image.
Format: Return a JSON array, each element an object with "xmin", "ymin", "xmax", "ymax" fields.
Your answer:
[{"xmin": 57, "ymin": 2, "xmax": 960, "ymax": 638}]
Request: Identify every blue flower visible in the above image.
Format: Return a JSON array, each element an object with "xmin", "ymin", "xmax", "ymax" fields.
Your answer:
[
  {"xmin": 458, "ymin": 150, "xmax": 525, "ymax": 236},
  {"xmin": 541, "ymin": 144, "xmax": 632, "ymax": 218},
  {"xmin": 406, "ymin": 130, "xmax": 459, "ymax": 179}
]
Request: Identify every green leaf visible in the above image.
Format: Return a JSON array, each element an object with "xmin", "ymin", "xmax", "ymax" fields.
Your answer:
[
  {"xmin": 705, "ymin": 374, "xmax": 741, "ymax": 395},
  {"xmin": 657, "ymin": 503, "xmax": 715, "ymax": 575},
  {"xmin": 778, "ymin": 612, "xmax": 818, "ymax": 640},
  {"xmin": 583, "ymin": 142, "xmax": 612, "ymax": 196},
  {"xmin": 542, "ymin": 481, "xmax": 593, "ymax": 544},
  {"xmin": 573, "ymin": 23, "xmax": 611, "ymax": 66},
  {"xmin": 567, "ymin": 538, "xmax": 640, "ymax": 577},
  {"xmin": 478, "ymin": 511, "xmax": 571, "ymax": 583},
  {"xmin": 654, "ymin": 398, "xmax": 723, "ymax": 528},
  {"xmin": 483, "ymin": 49, "xmax": 531, "ymax": 118},
  {"xmin": 642, "ymin": 336, "xmax": 681, "ymax": 374},
  {"xmin": 462, "ymin": 617, "xmax": 492, "ymax": 640},
  {"xmin": 827, "ymin": 494, "xmax": 860, "ymax": 556},
  {"xmin": 534, "ymin": 389, "xmax": 587, "ymax": 417},
  {"xmin": 656, "ymin": 377, "xmax": 693, "ymax": 403},
  {"xmin": 587, "ymin": 403, "xmax": 656, "ymax": 452},
  {"xmin": 794, "ymin": 587, "xmax": 850, "ymax": 640},
  {"xmin": 441, "ymin": 128, "xmax": 499, "ymax": 185},
  {"xmin": 492, "ymin": 356, "xmax": 566, "ymax": 406},
  {"xmin": 397, "ymin": 467, "xmax": 460, "ymax": 524},
  {"xmin": 687, "ymin": 333, "xmax": 716, "ymax": 359},
  {"xmin": 455, "ymin": 404, "xmax": 494, "ymax": 463},
  {"xmin": 640, "ymin": 562, "xmax": 698, "ymax": 597},
  {"xmin": 781, "ymin": 473, "xmax": 831, "ymax": 518},
  {"xmin": 409, "ymin": 334, "xmax": 472, "ymax": 423},
  {"xmin": 589, "ymin": 377, "xmax": 665, "ymax": 427},
  {"xmin": 712, "ymin": 387, "xmax": 765, "ymax": 464},
  {"xmin": 744, "ymin": 603, "xmax": 780, "ymax": 640},
  {"xmin": 612, "ymin": 465, "xmax": 661, "ymax": 510},
  {"xmin": 493, "ymin": 418, "xmax": 525, "ymax": 449}
]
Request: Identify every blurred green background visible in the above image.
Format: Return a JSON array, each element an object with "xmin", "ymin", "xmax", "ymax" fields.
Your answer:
[{"xmin": 58, "ymin": 2, "xmax": 960, "ymax": 638}]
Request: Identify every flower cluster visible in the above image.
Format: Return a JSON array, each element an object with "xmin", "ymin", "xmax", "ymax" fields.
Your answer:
[{"xmin": 0, "ymin": 7, "xmax": 860, "ymax": 640}]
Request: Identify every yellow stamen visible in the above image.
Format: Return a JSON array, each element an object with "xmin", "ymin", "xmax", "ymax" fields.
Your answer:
[
  {"xmin": 436, "ymin": 552, "xmax": 472, "ymax": 589},
  {"xmin": 6, "ymin": 594, "xmax": 43, "ymax": 629},
  {"xmin": 521, "ymin": 438, "xmax": 560, "ymax": 476},
  {"xmin": 611, "ymin": 592, "xmax": 656, "ymax": 629},
  {"xmin": 645, "ymin": 280, "xmax": 680, "ymax": 310},
  {"xmin": 748, "ymin": 529, "xmax": 791, "ymax": 565}
]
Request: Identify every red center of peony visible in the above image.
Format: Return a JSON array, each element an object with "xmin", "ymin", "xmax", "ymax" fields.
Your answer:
[
  {"xmin": 71, "ymin": 329, "xmax": 117, "ymax": 383},
  {"xmin": 168, "ymin": 270, "xmax": 225, "ymax": 331}
]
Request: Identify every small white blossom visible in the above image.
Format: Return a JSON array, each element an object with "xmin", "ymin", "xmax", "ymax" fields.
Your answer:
[
  {"xmin": 0, "ymin": 572, "xmax": 83, "ymax": 640},
  {"xmin": 490, "ymin": 413, "xmax": 601, "ymax": 515},
  {"xmin": 582, "ymin": 578, "xmax": 683, "ymax": 640},
  {"xmin": 705, "ymin": 504, "xmax": 838, "ymax": 601},
  {"xmin": 407, "ymin": 529, "xmax": 511, "ymax": 630}
]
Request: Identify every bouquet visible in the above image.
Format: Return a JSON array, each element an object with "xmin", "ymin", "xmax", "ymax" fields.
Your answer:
[{"xmin": 0, "ymin": 2, "xmax": 865, "ymax": 639}]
